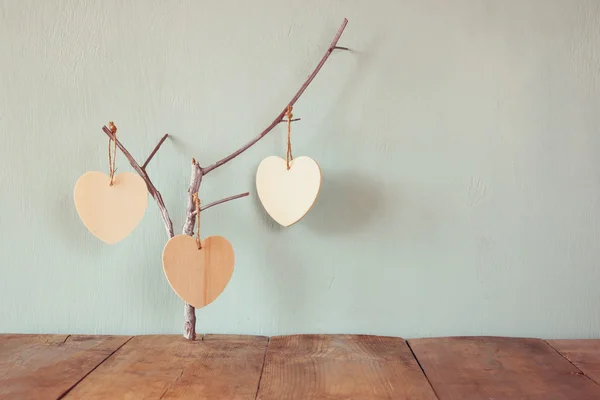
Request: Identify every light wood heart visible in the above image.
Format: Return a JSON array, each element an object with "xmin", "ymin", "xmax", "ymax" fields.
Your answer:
[
  {"xmin": 162, "ymin": 235, "xmax": 235, "ymax": 309},
  {"xmin": 256, "ymin": 156, "xmax": 322, "ymax": 227},
  {"xmin": 74, "ymin": 171, "xmax": 148, "ymax": 244}
]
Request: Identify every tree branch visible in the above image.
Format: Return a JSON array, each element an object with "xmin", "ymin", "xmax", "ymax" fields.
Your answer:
[
  {"xmin": 200, "ymin": 192, "xmax": 249, "ymax": 212},
  {"xmin": 102, "ymin": 126, "xmax": 174, "ymax": 238},
  {"xmin": 182, "ymin": 160, "xmax": 203, "ymax": 237},
  {"xmin": 142, "ymin": 134, "xmax": 169, "ymax": 170},
  {"xmin": 112, "ymin": 18, "xmax": 350, "ymax": 341},
  {"xmin": 200, "ymin": 18, "xmax": 349, "ymax": 176}
]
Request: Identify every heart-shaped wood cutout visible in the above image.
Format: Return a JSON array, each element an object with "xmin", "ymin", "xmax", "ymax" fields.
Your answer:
[
  {"xmin": 74, "ymin": 171, "xmax": 148, "ymax": 244},
  {"xmin": 256, "ymin": 156, "xmax": 322, "ymax": 227},
  {"xmin": 162, "ymin": 235, "xmax": 235, "ymax": 309}
]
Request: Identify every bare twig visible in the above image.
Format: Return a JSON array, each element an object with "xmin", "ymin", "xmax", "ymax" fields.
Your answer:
[
  {"xmin": 102, "ymin": 126, "xmax": 174, "ymax": 238},
  {"xmin": 279, "ymin": 118, "xmax": 301, "ymax": 123},
  {"xmin": 200, "ymin": 192, "xmax": 249, "ymax": 212},
  {"xmin": 142, "ymin": 134, "xmax": 169, "ymax": 170},
  {"xmin": 201, "ymin": 18, "xmax": 349, "ymax": 175}
]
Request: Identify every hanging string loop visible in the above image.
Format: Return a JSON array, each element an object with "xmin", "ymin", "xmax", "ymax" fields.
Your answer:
[
  {"xmin": 107, "ymin": 121, "xmax": 117, "ymax": 186},
  {"xmin": 286, "ymin": 106, "xmax": 294, "ymax": 170}
]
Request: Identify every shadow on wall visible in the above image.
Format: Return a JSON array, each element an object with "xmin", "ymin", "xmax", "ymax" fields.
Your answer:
[
  {"xmin": 250, "ymin": 182, "xmax": 286, "ymax": 232},
  {"xmin": 300, "ymin": 32, "xmax": 393, "ymax": 235},
  {"xmin": 304, "ymin": 172, "xmax": 386, "ymax": 235},
  {"xmin": 248, "ymin": 170, "xmax": 387, "ymax": 235}
]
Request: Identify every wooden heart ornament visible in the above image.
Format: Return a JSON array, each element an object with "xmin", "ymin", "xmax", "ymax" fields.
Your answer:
[
  {"xmin": 256, "ymin": 156, "xmax": 322, "ymax": 227},
  {"xmin": 74, "ymin": 171, "xmax": 148, "ymax": 244},
  {"xmin": 162, "ymin": 235, "xmax": 235, "ymax": 308}
]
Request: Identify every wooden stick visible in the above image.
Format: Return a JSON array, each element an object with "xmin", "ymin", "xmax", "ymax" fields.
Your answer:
[
  {"xmin": 200, "ymin": 192, "xmax": 250, "ymax": 212},
  {"xmin": 142, "ymin": 134, "xmax": 169, "ymax": 170},
  {"xmin": 102, "ymin": 126, "xmax": 174, "ymax": 238},
  {"xmin": 200, "ymin": 18, "xmax": 349, "ymax": 176},
  {"xmin": 102, "ymin": 19, "xmax": 350, "ymax": 341}
]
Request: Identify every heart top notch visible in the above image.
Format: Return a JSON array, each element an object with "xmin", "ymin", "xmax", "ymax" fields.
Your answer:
[
  {"xmin": 74, "ymin": 171, "xmax": 148, "ymax": 244},
  {"xmin": 256, "ymin": 155, "xmax": 322, "ymax": 227}
]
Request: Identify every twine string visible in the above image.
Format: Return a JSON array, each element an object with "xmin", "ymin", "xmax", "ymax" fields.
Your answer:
[
  {"xmin": 286, "ymin": 106, "xmax": 294, "ymax": 170},
  {"xmin": 107, "ymin": 121, "xmax": 117, "ymax": 186}
]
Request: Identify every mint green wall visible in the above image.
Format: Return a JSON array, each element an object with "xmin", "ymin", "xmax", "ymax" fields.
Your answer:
[{"xmin": 2, "ymin": 0, "xmax": 600, "ymax": 338}]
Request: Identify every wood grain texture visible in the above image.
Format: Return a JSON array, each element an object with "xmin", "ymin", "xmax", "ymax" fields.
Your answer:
[
  {"xmin": 162, "ymin": 235, "xmax": 235, "ymax": 309},
  {"xmin": 0, "ymin": 334, "xmax": 130, "ymax": 400},
  {"xmin": 547, "ymin": 340, "xmax": 600, "ymax": 386},
  {"xmin": 64, "ymin": 334, "xmax": 268, "ymax": 400},
  {"xmin": 409, "ymin": 336, "xmax": 600, "ymax": 400},
  {"xmin": 256, "ymin": 156, "xmax": 321, "ymax": 227},
  {"xmin": 256, "ymin": 334, "xmax": 438, "ymax": 400},
  {"xmin": 73, "ymin": 171, "xmax": 148, "ymax": 244}
]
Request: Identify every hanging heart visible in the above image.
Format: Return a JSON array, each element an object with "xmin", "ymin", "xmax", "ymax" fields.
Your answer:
[
  {"xmin": 73, "ymin": 171, "xmax": 148, "ymax": 244},
  {"xmin": 162, "ymin": 235, "xmax": 235, "ymax": 308},
  {"xmin": 256, "ymin": 155, "xmax": 322, "ymax": 227}
]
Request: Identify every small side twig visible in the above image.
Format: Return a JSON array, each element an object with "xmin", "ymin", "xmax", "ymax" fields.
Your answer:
[
  {"xmin": 142, "ymin": 134, "xmax": 169, "ymax": 170},
  {"xmin": 102, "ymin": 126, "xmax": 174, "ymax": 238},
  {"xmin": 200, "ymin": 192, "xmax": 249, "ymax": 212},
  {"xmin": 279, "ymin": 118, "xmax": 301, "ymax": 123}
]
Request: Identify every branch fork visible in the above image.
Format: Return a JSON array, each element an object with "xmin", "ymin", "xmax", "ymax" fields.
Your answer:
[{"xmin": 101, "ymin": 18, "xmax": 350, "ymax": 341}]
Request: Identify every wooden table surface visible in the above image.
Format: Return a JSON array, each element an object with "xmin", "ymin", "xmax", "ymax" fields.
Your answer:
[{"xmin": 2, "ymin": 334, "xmax": 600, "ymax": 399}]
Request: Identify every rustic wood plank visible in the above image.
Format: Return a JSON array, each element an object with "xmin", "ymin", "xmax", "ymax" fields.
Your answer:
[
  {"xmin": 257, "ymin": 334, "xmax": 438, "ymax": 400},
  {"xmin": 547, "ymin": 339, "xmax": 600, "ymax": 386},
  {"xmin": 409, "ymin": 336, "xmax": 600, "ymax": 400},
  {"xmin": 64, "ymin": 334, "xmax": 268, "ymax": 400},
  {"xmin": 0, "ymin": 334, "xmax": 130, "ymax": 400}
]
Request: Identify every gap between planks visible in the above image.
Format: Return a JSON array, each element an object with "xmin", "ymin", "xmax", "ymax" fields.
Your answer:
[
  {"xmin": 406, "ymin": 339, "xmax": 442, "ymax": 400},
  {"xmin": 10, "ymin": 334, "xmax": 600, "ymax": 400},
  {"xmin": 57, "ymin": 336, "xmax": 134, "ymax": 400},
  {"xmin": 253, "ymin": 337, "xmax": 271, "ymax": 400},
  {"xmin": 408, "ymin": 336, "xmax": 600, "ymax": 400},
  {"xmin": 544, "ymin": 340, "xmax": 588, "ymax": 377},
  {"xmin": 544, "ymin": 339, "xmax": 600, "ymax": 387}
]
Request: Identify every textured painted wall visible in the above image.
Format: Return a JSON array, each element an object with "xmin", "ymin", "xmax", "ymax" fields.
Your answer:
[{"xmin": 1, "ymin": 0, "xmax": 600, "ymax": 339}]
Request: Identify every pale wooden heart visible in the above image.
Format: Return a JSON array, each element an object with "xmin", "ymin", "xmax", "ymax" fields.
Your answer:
[
  {"xmin": 256, "ymin": 156, "xmax": 322, "ymax": 227},
  {"xmin": 162, "ymin": 235, "xmax": 235, "ymax": 309},
  {"xmin": 73, "ymin": 171, "xmax": 148, "ymax": 244}
]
